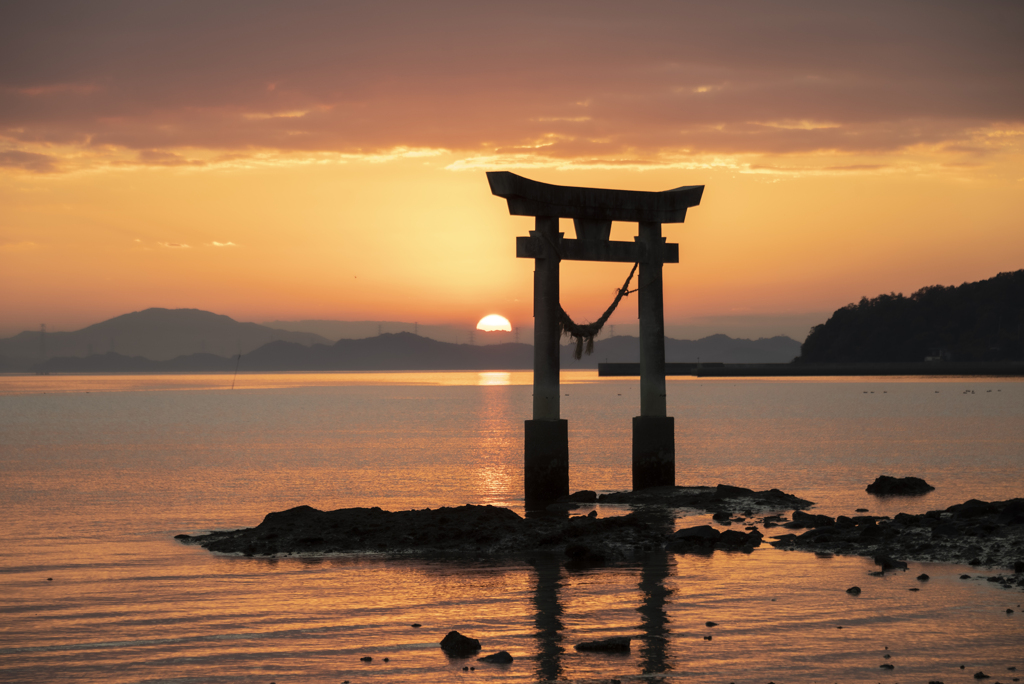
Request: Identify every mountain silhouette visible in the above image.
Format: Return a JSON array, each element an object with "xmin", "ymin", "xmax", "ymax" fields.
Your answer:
[
  {"xmin": 30, "ymin": 330, "xmax": 800, "ymax": 373},
  {"xmin": 0, "ymin": 308, "xmax": 332, "ymax": 371}
]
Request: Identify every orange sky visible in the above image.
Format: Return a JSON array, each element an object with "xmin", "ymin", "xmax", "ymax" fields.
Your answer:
[{"xmin": 2, "ymin": 1, "xmax": 1022, "ymax": 340}]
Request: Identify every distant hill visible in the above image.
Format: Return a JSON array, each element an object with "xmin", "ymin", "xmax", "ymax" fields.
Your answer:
[
  {"xmin": 31, "ymin": 331, "xmax": 801, "ymax": 373},
  {"xmin": 563, "ymin": 334, "xmax": 801, "ymax": 368},
  {"xmin": 799, "ymin": 270, "xmax": 1024, "ymax": 362},
  {"xmin": 0, "ymin": 308, "xmax": 332, "ymax": 371}
]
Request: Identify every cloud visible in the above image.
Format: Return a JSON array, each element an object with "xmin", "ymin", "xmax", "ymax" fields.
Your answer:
[
  {"xmin": 1, "ymin": 1, "xmax": 1021, "ymax": 170},
  {"xmin": 158, "ymin": 242, "xmax": 191, "ymax": 248},
  {"xmin": 210, "ymin": 241, "xmax": 236, "ymax": 247},
  {"xmin": 0, "ymin": 149, "xmax": 59, "ymax": 172},
  {"xmin": 133, "ymin": 149, "xmax": 206, "ymax": 167}
]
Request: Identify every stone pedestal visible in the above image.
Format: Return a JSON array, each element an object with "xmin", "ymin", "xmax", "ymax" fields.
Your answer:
[
  {"xmin": 525, "ymin": 419, "xmax": 569, "ymax": 505},
  {"xmin": 632, "ymin": 415, "xmax": 675, "ymax": 490}
]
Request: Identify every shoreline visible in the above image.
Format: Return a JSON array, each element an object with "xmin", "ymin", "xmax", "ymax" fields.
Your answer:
[{"xmin": 176, "ymin": 485, "xmax": 1024, "ymax": 588}]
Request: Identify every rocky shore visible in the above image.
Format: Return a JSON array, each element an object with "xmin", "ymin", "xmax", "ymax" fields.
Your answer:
[
  {"xmin": 768, "ymin": 498, "xmax": 1024, "ymax": 587},
  {"xmin": 174, "ymin": 484, "xmax": 809, "ymax": 562},
  {"xmin": 175, "ymin": 484, "xmax": 1024, "ymax": 587}
]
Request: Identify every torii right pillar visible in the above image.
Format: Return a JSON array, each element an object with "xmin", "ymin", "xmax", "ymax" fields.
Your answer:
[{"xmin": 634, "ymin": 221, "xmax": 673, "ymax": 490}]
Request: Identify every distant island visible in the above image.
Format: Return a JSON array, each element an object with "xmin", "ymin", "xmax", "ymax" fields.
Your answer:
[
  {"xmin": 799, "ymin": 269, "xmax": 1024, "ymax": 363},
  {"xmin": 21, "ymin": 331, "xmax": 802, "ymax": 374},
  {"xmin": 0, "ymin": 306, "xmax": 802, "ymax": 373}
]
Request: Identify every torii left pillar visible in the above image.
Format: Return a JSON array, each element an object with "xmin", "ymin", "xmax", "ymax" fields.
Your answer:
[{"xmin": 524, "ymin": 216, "xmax": 569, "ymax": 504}]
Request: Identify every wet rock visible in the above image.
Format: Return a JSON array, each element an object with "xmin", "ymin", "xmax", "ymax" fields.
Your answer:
[
  {"xmin": 846, "ymin": 586, "xmax": 862, "ymax": 595},
  {"xmin": 960, "ymin": 574, "xmax": 972, "ymax": 579},
  {"xmin": 479, "ymin": 651, "xmax": 514, "ymax": 664},
  {"xmin": 792, "ymin": 510, "xmax": 836, "ymax": 528},
  {"xmin": 574, "ymin": 636, "xmax": 631, "ymax": 652},
  {"xmin": 874, "ymin": 554, "xmax": 908, "ymax": 571},
  {"xmin": 866, "ymin": 475, "xmax": 935, "ymax": 495},
  {"xmin": 712, "ymin": 511, "xmax": 732, "ymax": 521},
  {"xmin": 917, "ymin": 573, "xmax": 930, "ymax": 581},
  {"xmin": 565, "ymin": 490, "xmax": 598, "ymax": 503},
  {"xmin": 974, "ymin": 672, "xmax": 990, "ymax": 679},
  {"xmin": 880, "ymin": 663, "xmax": 895, "ymax": 669},
  {"xmin": 565, "ymin": 542, "xmax": 608, "ymax": 566},
  {"xmin": 705, "ymin": 621, "xmax": 718, "ymax": 627},
  {"xmin": 440, "ymin": 630, "xmax": 481, "ymax": 656},
  {"xmin": 360, "ymin": 656, "xmax": 372, "ymax": 662}
]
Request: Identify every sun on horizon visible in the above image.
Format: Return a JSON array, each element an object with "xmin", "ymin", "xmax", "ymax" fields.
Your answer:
[{"xmin": 476, "ymin": 314, "xmax": 512, "ymax": 332}]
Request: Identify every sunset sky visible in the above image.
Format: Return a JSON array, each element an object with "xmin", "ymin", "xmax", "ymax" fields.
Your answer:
[{"xmin": 2, "ymin": 1, "xmax": 1022, "ymax": 340}]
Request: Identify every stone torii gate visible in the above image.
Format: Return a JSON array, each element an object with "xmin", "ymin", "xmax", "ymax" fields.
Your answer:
[{"xmin": 487, "ymin": 172, "xmax": 704, "ymax": 505}]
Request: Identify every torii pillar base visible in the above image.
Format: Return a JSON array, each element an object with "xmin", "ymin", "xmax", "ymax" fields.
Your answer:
[
  {"xmin": 632, "ymin": 416, "xmax": 675, "ymax": 491},
  {"xmin": 525, "ymin": 419, "xmax": 569, "ymax": 506}
]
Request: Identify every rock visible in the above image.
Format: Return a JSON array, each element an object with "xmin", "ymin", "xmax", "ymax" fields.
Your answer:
[
  {"xmin": 792, "ymin": 510, "xmax": 836, "ymax": 528},
  {"xmin": 917, "ymin": 573, "xmax": 930, "ymax": 581},
  {"xmin": 574, "ymin": 636, "xmax": 631, "ymax": 652},
  {"xmin": 440, "ymin": 631, "xmax": 481, "ymax": 656},
  {"xmin": 412, "ymin": 623, "xmax": 422, "ymax": 628},
  {"xmin": 974, "ymin": 672, "xmax": 990, "ymax": 679},
  {"xmin": 960, "ymin": 574, "xmax": 972, "ymax": 579},
  {"xmin": 566, "ymin": 490, "xmax": 598, "ymax": 503},
  {"xmin": 712, "ymin": 511, "xmax": 732, "ymax": 521},
  {"xmin": 705, "ymin": 621, "xmax": 718, "ymax": 627},
  {"xmin": 565, "ymin": 542, "xmax": 607, "ymax": 566},
  {"xmin": 479, "ymin": 651, "xmax": 514, "ymax": 664},
  {"xmin": 713, "ymin": 484, "xmax": 756, "ymax": 499},
  {"xmin": 866, "ymin": 475, "xmax": 935, "ymax": 495},
  {"xmin": 880, "ymin": 663, "xmax": 895, "ymax": 669},
  {"xmin": 846, "ymin": 586, "xmax": 862, "ymax": 595},
  {"xmin": 360, "ymin": 656, "xmax": 372, "ymax": 662},
  {"xmin": 874, "ymin": 554, "xmax": 908, "ymax": 571}
]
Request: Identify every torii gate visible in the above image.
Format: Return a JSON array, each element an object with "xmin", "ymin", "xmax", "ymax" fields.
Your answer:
[{"xmin": 488, "ymin": 172, "xmax": 704, "ymax": 505}]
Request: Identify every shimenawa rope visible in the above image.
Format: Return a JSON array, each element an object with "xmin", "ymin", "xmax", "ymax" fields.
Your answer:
[{"xmin": 559, "ymin": 262, "xmax": 639, "ymax": 359}]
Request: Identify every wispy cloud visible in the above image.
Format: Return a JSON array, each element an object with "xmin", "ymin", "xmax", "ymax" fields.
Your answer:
[
  {"xmin": 210, "ymin": 241, "xmax": 236, "ymax": 247},
  {"xmin": 0, "ymin": 150, "xmax": 59, "ymax": 173},
  {"xmin": 158, "ymin": 242, "xmax": 191, "ymax": 249}
]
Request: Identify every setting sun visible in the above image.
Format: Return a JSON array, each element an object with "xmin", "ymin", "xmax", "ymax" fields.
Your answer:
[{"xmin": 477, "ymin": 314, "xmax": 512, "ymax": 332}]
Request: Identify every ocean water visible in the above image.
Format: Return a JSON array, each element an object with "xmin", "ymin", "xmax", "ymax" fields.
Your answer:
[{"xmin": 1, "ymin": 371, "xmax": 1022, "ymax": 683}]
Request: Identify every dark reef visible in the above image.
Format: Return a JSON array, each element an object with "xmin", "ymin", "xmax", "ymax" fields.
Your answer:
[{"xmin": 175, "ymin": 487, "xmax": 1024, "ymax": 586}]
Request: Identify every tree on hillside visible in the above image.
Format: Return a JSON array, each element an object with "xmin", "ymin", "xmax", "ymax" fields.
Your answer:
[{"xmin": 798, "ymin": 270, "xmax": 1024, "ymax": 362}]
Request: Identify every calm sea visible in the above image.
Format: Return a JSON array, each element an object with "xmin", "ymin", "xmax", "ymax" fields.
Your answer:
[{"xmin": 1, "ymin": 371, "xmax": 1022, "ymax": 683}]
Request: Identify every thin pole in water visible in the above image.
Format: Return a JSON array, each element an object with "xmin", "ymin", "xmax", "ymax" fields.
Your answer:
[{"xmin": 230, "ymin": 353, "xmax": 241, "ymax": 390}]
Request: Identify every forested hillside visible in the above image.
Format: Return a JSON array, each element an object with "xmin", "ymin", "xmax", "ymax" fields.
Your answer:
[{"xmin": 799, "ymin": 270, "xmax": 1024, "ymax": 362}]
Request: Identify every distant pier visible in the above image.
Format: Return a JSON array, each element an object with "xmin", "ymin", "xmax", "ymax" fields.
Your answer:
[{"xmin": 598, "ymin": 361, "xmax": 1024, "ymax": 377}]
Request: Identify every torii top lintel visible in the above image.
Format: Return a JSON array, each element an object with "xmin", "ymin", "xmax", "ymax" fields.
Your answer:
[{"xmin": 487, "ymin": 171, "xmax": 704, "ymax": 224}]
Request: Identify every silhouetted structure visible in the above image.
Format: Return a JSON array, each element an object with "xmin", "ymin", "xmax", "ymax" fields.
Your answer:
[{"xmin": 488, "ymin": 172, "xmax": 703, "ymax": 504}]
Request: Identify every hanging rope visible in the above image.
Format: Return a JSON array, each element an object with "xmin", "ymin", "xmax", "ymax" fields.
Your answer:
[{"xmin": 559, "ymin": 262, "xmax": 639, "ymax": 360}]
